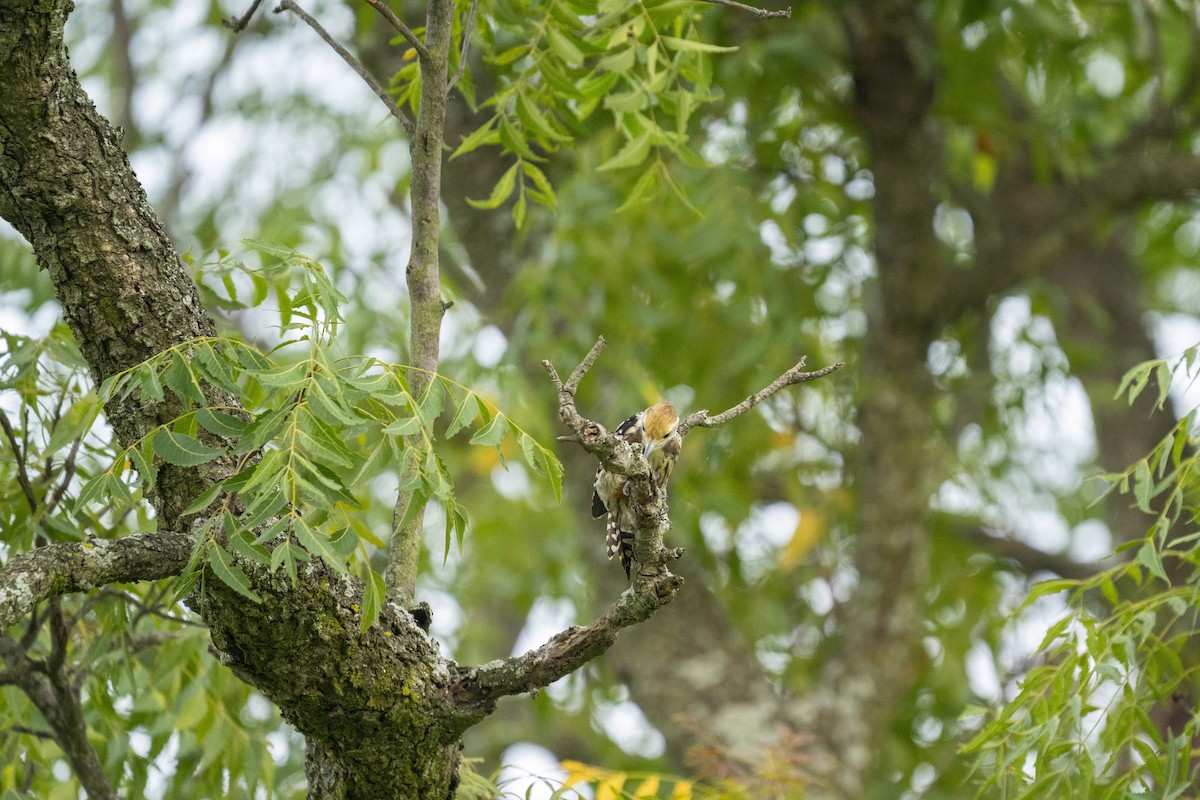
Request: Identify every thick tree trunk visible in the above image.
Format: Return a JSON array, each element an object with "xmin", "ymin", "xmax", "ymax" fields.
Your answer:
[
  {"xmin": 0, "ymin": 0, "xmax": 226, "ymax": 529},
  {"xmin": 807, "ymin": 2, "xmax": 944, "ymax": 795}
]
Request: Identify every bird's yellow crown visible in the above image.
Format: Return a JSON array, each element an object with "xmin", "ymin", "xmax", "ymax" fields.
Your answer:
[{"xmin": 643, "ymin": 401, "xmax": 679, "ymax": 440}]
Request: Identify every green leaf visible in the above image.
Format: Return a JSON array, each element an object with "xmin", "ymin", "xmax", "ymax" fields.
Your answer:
[
  {"xmin": 153, "ymin": 429, "xmax": 227, "ymax": 467},
  {"xmin": 182, "ymin": 481, "xmax": 225, "ymax": 516},
  {"xmin": 384, "ymin": 415, "xmax": 425, "ymax": 436},
  {"xmin": 193, "ymin": 343, "xmax": 240, "ymax": 393},
  {"xmin": 308, "ymin": 375, "xmax": 365, "ymax": 427},
  {"xmin": 451, "ymin": 116, "xmax": 501, "ymax": 160},
  {"xmin": 660, "ymin": 35, "xmax": 738, "ymax": 53},
  {"xmin": 498, "ymin": 114, "xmax": 541, "ymax": 161},
  {"xmin": 597, "ymin": 129, "xmax": 653, "ymax": 171},
  {"xmin": 195, "ymin": 407, "xmax": 248, "ymax": 439},
  {"xmin": 270, "ymin": 539, "xmax": 306, "ymax": 582},
  {"xmin": 469, "ymin": 413, "xmax": 509, "ymax": 448},
  {"xmin": 443, "ymin": 498, "xmax": 470, "ymax": 564},
  {"xmin": 547, "ymin": 26, "xmax": 586, "ymax": 66},
  {"xmin": 328, "ymin": 526, "xmax": 359, "ymax": 559},
  {"xmin": 293, "ymin": 516, "xmax": 349, "ymax": 572},
  {"xmin": 1137, "ymin": 540, "xmax": 1169, "ymax": 583},
  {"xmin": 226, "ymin": 520, "xmax": 272, "ymax": 566},
  {"xmin": 445, "ymin": 393, "xmax": 479, "ymax": 438},
  {"xmin": 1155, "ymin": 360, "xmax": 1172, "ymax": 410},
  {"xmin": 360, "ymin": 568, "xmax": 385, "ymax": 632},
  {"xmin": 208, "ymin": 543, "xmax": 262, "ymax": 603},
  {"xmin": 163, "ymin": 352, "xmax": 206, "ymax": 407},
  {"xmin": 418, "ymin": 379, "xmax": 446, "ymax": 427},
  {"xmin": 237, "ymin": 408, "xmax": 288, "ymax": 452},
  {"xmin": 255, "ymin": 359, "xmax": 311, "ymax": 387},
  {"xmin": 1021, "ymin": 578, "xmax": 1077, "ymax": 608},
  {"xmin": 517, "ymin": 92, "xmax": 571, "ymax": 144},
  {"xmin": 466, "ymin": 162, "xmax": 519, "ymax": 210},
  {"xmin": 489, "ymin": 43, "xmax": 531, "ymax": 65},
  {"xmin": 46, "ymin": 392, "xmax": 102, "ymax": 455},
  {"xmin": 521, "ymin": 161, "xmax": 558, "ymax": 209}
]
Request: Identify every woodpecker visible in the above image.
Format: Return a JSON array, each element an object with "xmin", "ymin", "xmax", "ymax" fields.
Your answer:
[{"xmin": 591, "ymin": 401, "xmax": 682, "ymax": 578}]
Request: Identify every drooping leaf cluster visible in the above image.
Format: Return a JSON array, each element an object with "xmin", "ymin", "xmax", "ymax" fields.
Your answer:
[
  {"xmin": 35, "ymin": 242, "xmax": 561, "ymax": 630},
  {"xmin": 435, "ymin": 0, "xmax": 731, "ymax": 223},
  {"xmin": 968, "ymin": 349, "xmax": 1200, "ymax": 797}
]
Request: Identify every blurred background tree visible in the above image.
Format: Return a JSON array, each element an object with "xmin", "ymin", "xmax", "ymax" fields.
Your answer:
[{"xmin": 5, "ymin": 0, "xmax": 1200, "ymax": 797}]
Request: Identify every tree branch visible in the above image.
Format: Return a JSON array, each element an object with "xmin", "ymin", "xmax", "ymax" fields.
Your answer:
[
  {"xmin": 363, "ymin": 0, "xmax": 429, "ymax": 62},
  {"xmin": 386, "ymin": 0, "xmax": 455, "ymax": 606},
  {"xmin": 224, "ymin": 0, "xmax": 266, "ymax": 32},
  {"xmin": 698, "ymin": 0, "xmax": 791, "ymax": 19},
  {"xmin": 450, "ymin": 567, "xmax": 683, "ymax": 712},
  {"xmin": 274, "ymin": 0, "xmax": 415, "ymax": 137},
  {"xmin": 679, "ymin": 357, "xmax": 844, "ymax": 435},
  {"xmin": 958, "ymin": 526, "xmax": 1104, "ymax": 581},
  {"xmin": 0, "ymin": 534, "xmax": 193, "ymax": 631},
  {"xmin": 0, "ymin": 408, "xmax": 38, "ymax": 513}
]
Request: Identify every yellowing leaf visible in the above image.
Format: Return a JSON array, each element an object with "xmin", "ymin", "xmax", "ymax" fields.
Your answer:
[
  {"xmin": 596, "ymin": 773, "xmax": 626, "ymax": 800},
  {"xmin": 780, "ymin": 509, "xmax": 823, "ymax": 570},
  {"xmin": 559, "ymin": 760, "xmax": 606, "ymax": 789},
  {"xmin": 634, "ymin": 775, "xmax": 661, "ymax": 797},
  {"xmin": 669, "ymin": 779, "xmax": 693, "ymax": 800}
]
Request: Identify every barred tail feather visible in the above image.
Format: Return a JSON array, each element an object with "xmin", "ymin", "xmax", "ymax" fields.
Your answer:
[{"xmin": 605, "ymin": 516, "xmax": 635, "ymax": 579}]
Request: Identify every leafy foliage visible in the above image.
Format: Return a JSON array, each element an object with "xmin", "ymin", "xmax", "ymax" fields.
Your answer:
[
  {"xmin": 444, "ymin": 0, "xmax": 728, "ymax": 222},
  {"xmin": 968, "ymin": 349, "xmax": 1200, "ymax": 797}
]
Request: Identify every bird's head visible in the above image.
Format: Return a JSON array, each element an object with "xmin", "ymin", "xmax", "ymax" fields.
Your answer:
[{"xmin": 642, "ymin": 401, "xmax": 679, "ymax": 456}]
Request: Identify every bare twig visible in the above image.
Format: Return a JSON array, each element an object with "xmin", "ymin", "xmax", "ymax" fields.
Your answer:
[
  {"xmin": 363, "ymin": 0, "xmax": 429, "ymax": 62},
  {"xmin": 0, "ymin": 408, "xmax": 38, "ymax": 513},
  {"xmin": 274, "ymin": 0, "xmax": 416, "ymax": 137},
  {"xmin": 224, "ymin": 0, "xmax": 266, "ymax": 31},
  {"xmin": 42, "ymin": 436, "xmax": 81, "ymax": 517},
  {"xmin": 98, "ymin": 588, "xmax": 206, "ymax": 627},
  {"xmin": 9, "ymin": 724, "xmax": 54, "ymax": 740},
  {"xmin": 447, "ymin": 0, "xmax": 480, "ymax": 94},
  {"xmin": 679, "ymin": 358, "xmax": 844, "ymax": 435},
  {"xmin": 698, "ymin": 0, "xmax": 791, "ymax": 19}
]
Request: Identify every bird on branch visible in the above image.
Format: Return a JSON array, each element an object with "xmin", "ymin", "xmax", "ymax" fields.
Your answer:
[{"xmin": 591, "ymin": 401, "xmax": 682, "ymax": 578}]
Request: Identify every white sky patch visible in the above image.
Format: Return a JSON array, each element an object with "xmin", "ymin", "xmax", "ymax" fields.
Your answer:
[
  {"xmin": 492, "ymin": 462, "xmax": 531, "ymax": 500},
  {"xmin": 966, "ymin": 640, "xmax": 1002, "ymax": 701},
  {"xmin": 419, "ymin": 586, "xmax": 465, "ymax": 658},
  {"xmin": 511, "ymin": 596, "xmax": 577, "ymax": 657},
  {"xmin": 0, "ymin": 293, "xmax": 59, "ymax": 338},
  {"xmin": 473, "ymin": 325, "xmax": 508, "ymax": 368},
  {"xmin": 1085, "ymin": 51, "xmax": 1125, "ymax": 98},
  {"xmin": 593, "ymin": 698, "xmax": 666, "ymax": 758},
  {"xmin": 498, "ymin": 744, "xmax": 581, "ymax": 800},
  {"xmin": 1069, "ymin": 518, "xmax": 1111, "ymax": 562},
  {"xmin": 735, "ymin": 502, "xmax": 800, "ymax": 580},
  {"xmin": 1153, "ymin": 312, "xmax": 1200, "ymax": 412}
]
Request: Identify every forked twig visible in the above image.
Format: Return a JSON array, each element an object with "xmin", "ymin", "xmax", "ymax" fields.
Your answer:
[{"xmin": 679, "ymin": 357, "xmax": 844, "ymax": 435}]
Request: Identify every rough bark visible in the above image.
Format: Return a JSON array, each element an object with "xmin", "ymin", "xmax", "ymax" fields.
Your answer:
[
  {"xmin": 0, "ymin": 533, "xmax": 192, "ymax": 630},
  {"xmin": 0, "ymin": 0, "xmax": 227, "ymax": 530}
]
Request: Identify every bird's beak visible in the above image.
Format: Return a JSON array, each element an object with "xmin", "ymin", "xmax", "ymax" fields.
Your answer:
[{"xmin": 643, "ymin": 439, "xmax": 654, "ymax": 458}]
